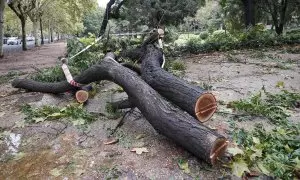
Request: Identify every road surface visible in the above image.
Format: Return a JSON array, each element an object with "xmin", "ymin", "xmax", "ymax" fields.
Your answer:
[{"xmin": 3, "ymin": 39, "xmax": 50, "ymax": 54}]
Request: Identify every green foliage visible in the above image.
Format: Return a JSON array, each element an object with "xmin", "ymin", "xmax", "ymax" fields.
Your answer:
[
  {"xmin": 199, "ymin": 31, "xmax": 209, "ymax": 40},
  {"xmin": 228, "ymin": 89, "xmax": 300, "ymax": 179},
  {"xmin": 32, "ymin": 66, "xmax": 73, "ymax": 83},
  {"xmin": 0, "ymin": 71, "xmax": 22, "ymax": 84},
  {"xmin": 179, "ymin": 27, "xmax": 300, "ymax": 54},
  {"xmin": 164, "ymin": 26, "xmax": 180, "ymax": 43},
  {"xmin": 230, "ymin": 123, "xmax": 300, "ymax": 179},
  {"xmin": 229, "ymin": 88, "xmax": 300, "ymax": 125},
  {"xmin": 21, "ymin": 103, "xmax": 95, "ymax": 125}
]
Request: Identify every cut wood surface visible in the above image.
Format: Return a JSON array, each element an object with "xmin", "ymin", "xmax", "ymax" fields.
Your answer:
[
  {"xmin": 141, "ymin": 45, "xmax": 217, "ymax": 122},
  {"xmin": 11, "ymin": 53, "xmax": 227, "ymax": 164}
]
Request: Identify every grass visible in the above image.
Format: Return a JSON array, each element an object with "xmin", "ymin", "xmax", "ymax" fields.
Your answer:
[{"xmin": 0, "ymin": 71, "xmax": 22, "ymax": 84}]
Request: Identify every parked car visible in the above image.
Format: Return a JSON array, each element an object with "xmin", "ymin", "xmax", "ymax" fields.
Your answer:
[
  {"xmin": 7, "ymin": 37, "xmax": 21, "ymax": 45},
  {"xmin": 26, "ymin": 36, "xmax": 35, "ymax": 41}
]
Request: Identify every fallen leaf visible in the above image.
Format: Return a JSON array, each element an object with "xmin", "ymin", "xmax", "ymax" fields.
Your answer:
[
  {"xmin": 72, "ymin": 118, "xmax": 85, "ymax": 126},
  {"xmin": 135, "ymin": 134, "xmax": 145, "ymax": 140},
  {"xmin": 104, "ymin": 138, "xmax": 119, "ymax": 145},
  {"xmin": 276, "ymin": 81, "xmax": 285, "ymax": 88},
  {"xmin": 50, "ymin": 168, "xmax": 62, "ymax": 177},
  {"xmin": 32, "ymin": 117, "xmax": 45, "ymax": 123},
  {"xmin": 47, "ymin": 112, "xmax": 63, "ymax": 118},
  {"xmin": 257, "ymin": 162, "xmax": 270, "ymax": 175},
  {"xmin": 131, "ymin": 147, "xmax": 149, "ymax": 155},
  {"xmin": 178, "ymin": 159, "xmax": 190, "ymax": 174},
  {"xmin": 227, "ymin": 147, "xmax": 244, "ymax": 156},
  {"xmin": 231, "ymin": 159, "xmax": 250, "ymax": 177},
  {"xmin": 14, "ymin": 120, "xmax": 26, "ymax": 128},
  {"xmin": 14, "ymin": 152, "xmax": 26, "ymax": 161},
  {"xmin": 0, "ymin": 112, "xmax": 5, "ymax": 117}
]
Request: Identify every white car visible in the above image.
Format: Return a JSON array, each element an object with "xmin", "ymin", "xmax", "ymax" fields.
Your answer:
[
  {"xmin": 26, "ymin": 36, "xmax": 35, "ymax": 41},
  {"xmin": 7, "ymin": 37, "xmax": 21, "ymax": 45}
]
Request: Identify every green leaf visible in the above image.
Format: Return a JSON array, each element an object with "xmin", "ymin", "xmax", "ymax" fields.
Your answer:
[
  {"xmin": 250, "ymin": 147, "xmax": 262, "ymax": 160},
  {"xmin": 294, "ymin": 157, "xmax": 300, "ymax": 169},
  {"xmin": 257, "ymin": 162, "xmax": 270, "ymax": 175},
  {"xmin": 14, "ymin": 152, "xmax": 26, "ymax": 161},
  {"xmin": 276, "ymin": 81, "xmax": 285, "ymax": 89},
  {"xmin": 177, "ymin": 159, "xmax": 191, "ymax": 174},
  {"xmin": 47, "ymin": 112, "xmax": 63, "ymax": 118},
  {"xmin": 72, "ymin": 118, "xmax": 86, "ymax": 126},
  {"xmin": 231, "ymin": 159, "xmax": 250, "ymax": 177},
  {"xmin": 227, "ymin": 147, "xmax": 244, "ymax": 156},
  {"xmin": 252, "ymin": 137, "xmax": 260, "ymax": 144}
]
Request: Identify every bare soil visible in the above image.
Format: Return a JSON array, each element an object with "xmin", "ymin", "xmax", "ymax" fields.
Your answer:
[{"xmin": 0, "ymin": 44, "xmax": 299, "ymax": 179}]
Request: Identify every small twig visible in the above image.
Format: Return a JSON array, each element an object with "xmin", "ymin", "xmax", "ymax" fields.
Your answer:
[
  {"xmin": 31, "ymin": 65, "xmax": 43, "ymax": 73},
  {"xmin": 110, "ymin": 107, "xmax": 135, "ymax": 135}
]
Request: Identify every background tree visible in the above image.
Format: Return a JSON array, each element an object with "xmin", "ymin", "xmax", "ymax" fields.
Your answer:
[
  {"xmin": 257, "ymin": 0, "xmax": 300, "ymax": 35},
  {"xmin": 8, "ymin": 0, "xmax": 36, "ymax": 50},
  {"xmin": 82, "ymin": 7, "xmax": 104, "ymax": 36},
  {"xmin": 0, "ymin": 0, "xmax": 6, "ymax": 58}
]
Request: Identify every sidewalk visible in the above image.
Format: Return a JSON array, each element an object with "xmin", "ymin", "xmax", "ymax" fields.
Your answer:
[{"xmin": 0, "ymin": 42, "xmax": 67, "ymax": 75}]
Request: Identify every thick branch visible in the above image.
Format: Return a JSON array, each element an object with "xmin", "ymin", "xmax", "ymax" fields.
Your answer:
[{"xmin": 12, "ymin": 53, "xmax": 228, "ymax": 165}]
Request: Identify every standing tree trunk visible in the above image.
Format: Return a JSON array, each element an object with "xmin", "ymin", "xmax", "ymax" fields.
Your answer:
[
  {"xmin": 50, "ymin": 27, "xmax": 53, "ymax": 42},
  {"xmin": 40, "ymin": 17, "xmax": 44, "ymax": 45},
  {"xmin": 12, "ymin": 53, "xmax": 228, "ymax": 165},
  {"xmin": 32, "ymin": 19, "xmax": 39, "ymax": 46},
  {"xmin": 20, "ymin": 18, "xmax": 27, "ymax": 51},
  {"xmin": 0, "ymin": 0, "xmax": 5, "ymax": 58},
  {"xmin": 242, "ymin": 0, "xmax": 255, "ymax": 27}
]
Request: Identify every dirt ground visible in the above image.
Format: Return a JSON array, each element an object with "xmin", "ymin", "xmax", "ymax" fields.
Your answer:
[
  {"xmin": 0, "ymin": 44, "xmax": 299, "ymax": 179},
  {"xmin": 0, "ymin": 42, "xmax": 66, "ymax": 75}
]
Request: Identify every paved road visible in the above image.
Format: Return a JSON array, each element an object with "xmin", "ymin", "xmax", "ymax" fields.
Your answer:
[{"xmin": 3, "ymin": 39, "xmax": 50, "ymax": 54}]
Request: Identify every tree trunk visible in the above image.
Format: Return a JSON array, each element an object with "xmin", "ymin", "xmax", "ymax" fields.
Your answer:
[
  {"xmin": 40, "ymin": 17, "xmax": 44, "ymax": 45},
  {"xmin": 0, "ymin": 0, "xmax": 5, "ymax": 58},
  {"xmin": 50, "ymin": 27, "xmax": 53, "ymax": 42},
  {"xmin": 242, "ymin": 0, "xmax": 255, "ymax": 27},
  {"xmin": 12, "ymin": 53, "xmax": 228, "ymax": 165},
  {"xmin": 275, "ymin": 24, "xmax": 283, "ymax": 35},
  {"xmin": 140, "ymin": 45, "xmax": 217, "ymax": 122},
  {"xmin": 98, "ymin": 0, "xmax": 115, "ymax": 37},
  {"xmin": 32, "ymin": 19, "xmax": 39, "ymax": 46},
  {"xmin": 21, "ymin": 18, "xmax": 27, "ymax": 51},
  {"xmin": 48, "ymin": 21, "xmax": 51, "ymax": 43}
]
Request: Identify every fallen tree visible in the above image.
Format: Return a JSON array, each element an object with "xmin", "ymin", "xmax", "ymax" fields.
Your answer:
[
  {"xmin": 127, "ymin": 44, "xmax": 216, "ymax": 122},
  {"xmin": 12, "ymin": 53, "xmax": 228, "ymax": 165}
]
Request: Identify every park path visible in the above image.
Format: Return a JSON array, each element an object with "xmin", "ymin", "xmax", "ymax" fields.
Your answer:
[{"xmin": 0, "ymin": 42, "xmax": 66, "ymax": 75}]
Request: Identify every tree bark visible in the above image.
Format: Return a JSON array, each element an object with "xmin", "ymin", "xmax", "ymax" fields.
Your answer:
[
  {"xmin": 21, "ymin": 18, "xmax": 27, "ymax": 51},
  {"xmin": 12, "ymin": 53, "xmax": 228, "ymax": 165},
  {"xmin": 98, "ymin": 0, "xmax": 115, "ymax": 37},
  {"xmin": 242, "ymin": 0, "xmax": 255, "ymax": 27},
  {"xmin": 40, "ymin": 17, "xmax": 44, "ymax": 45},
  {"xmin": 141, "ymin": 45, "xmax": 217, "ymax": 122},
  {"xmin": 32, "ymin": 19, "xmax": 39, "ymax": 46},
  {"xmin": 50, "ymin": 27, "xmax": 53, "ymax": 42},
  {"xmin": 0, "ymin": 0, "xmax": 5, "ymax": 58}
]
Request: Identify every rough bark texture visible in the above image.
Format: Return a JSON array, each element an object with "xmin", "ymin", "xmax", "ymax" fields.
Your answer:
[
  {"xmin": 110, "ymin": 99, "xmax": 133, "ymax": 110},
  {"xmin": 32, "ymin": 19, "xmax": 39, "ymax": 46},
  {"xmin": 242, "ymin": 0, "xmax": 255, "ymax": 27},
  {"xmin": 0, "ymin": 0, "xmax": 5, "ymax": 58},
  {"xmin": 141, "ymin": 45, "xmax": 217, "ymax": 122},
  {"xmin": 40, "ymin": 17, "xmax": 44, "ymax": 45},
  {"xmin": 21, "ymin": 19, "xmax": 27, "ymax": 50},
  {"xmin": 12, "ymin": 53, "xmax": 228, "ymax": 164}
]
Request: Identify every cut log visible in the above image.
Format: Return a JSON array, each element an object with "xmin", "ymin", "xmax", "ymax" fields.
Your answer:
[
  {"xmin": 141, "ymin": 45, "xmax": 217, "ymax": 122},
  {"xmin": 12, "ymin": 53, "xmax": 227, "ymax": 165}
]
